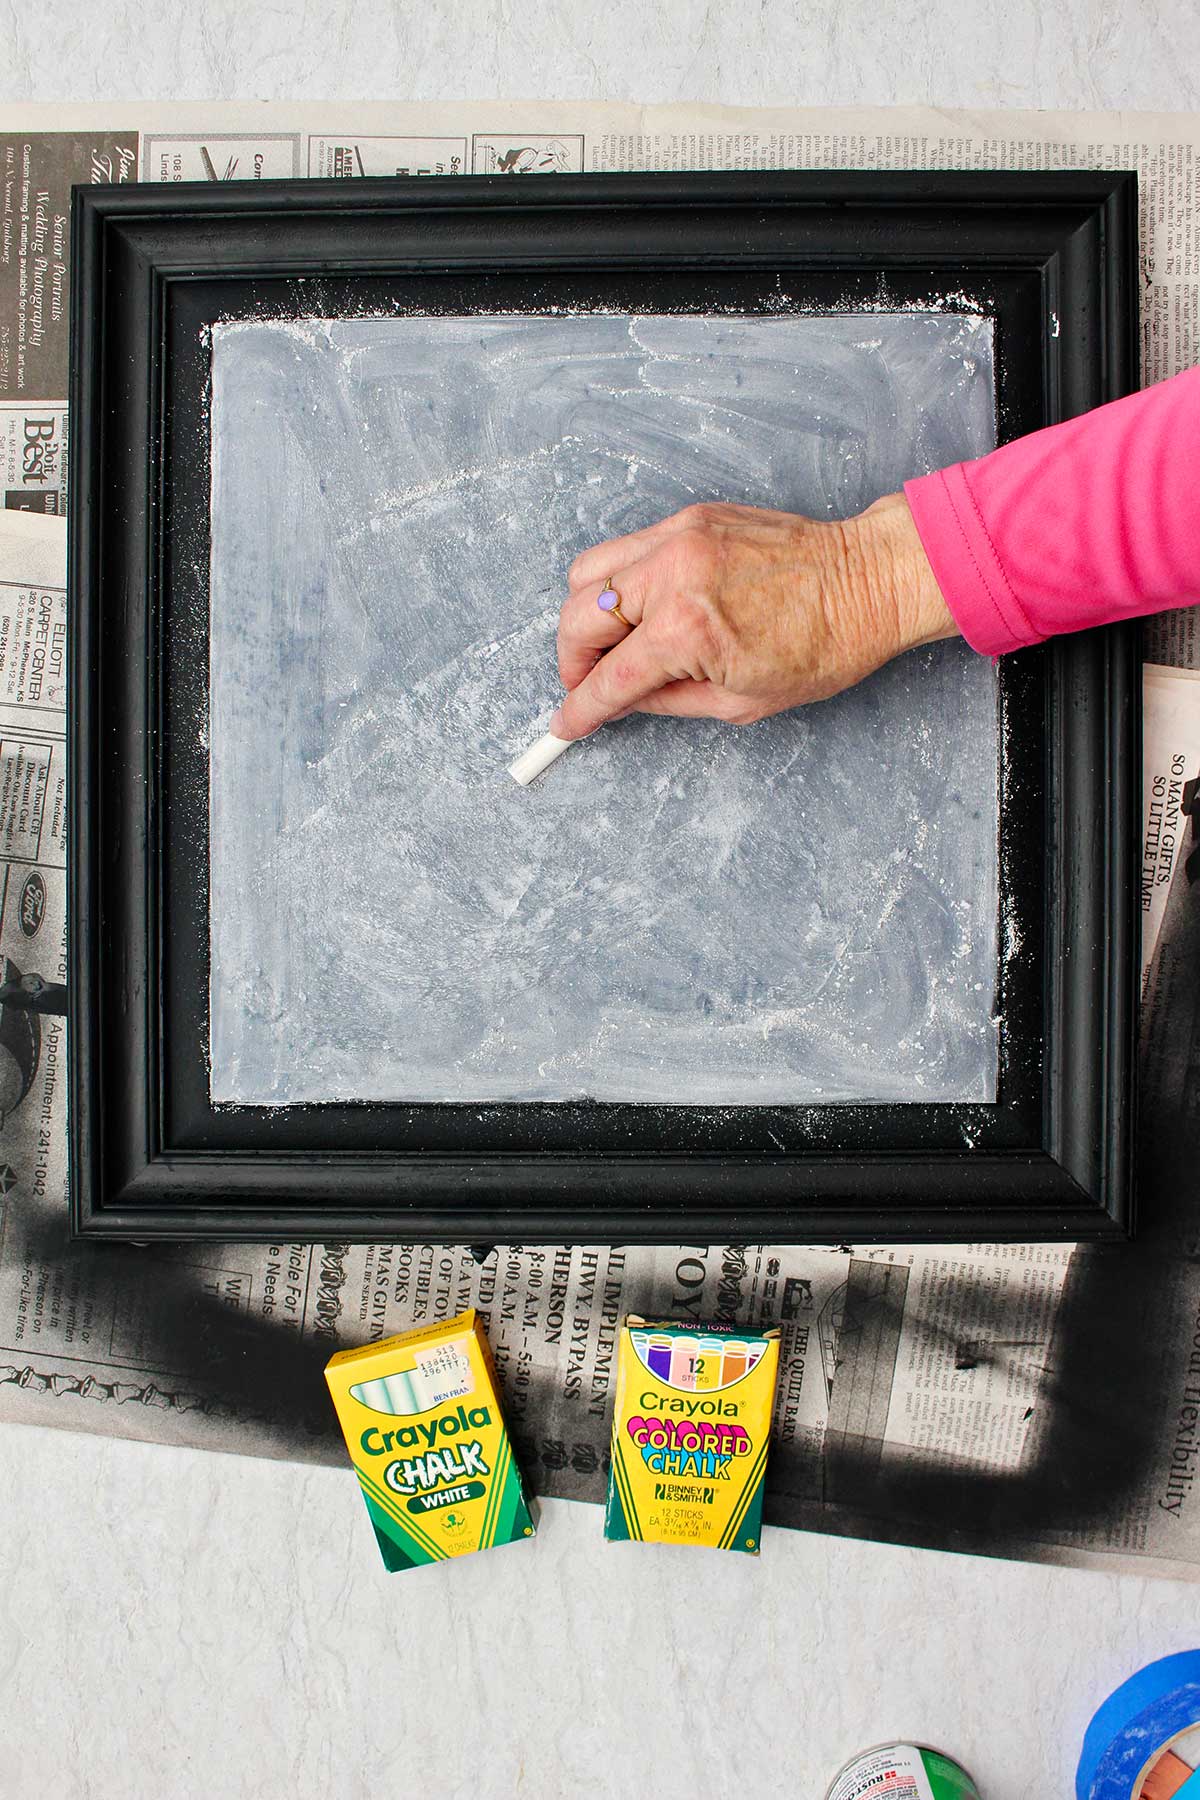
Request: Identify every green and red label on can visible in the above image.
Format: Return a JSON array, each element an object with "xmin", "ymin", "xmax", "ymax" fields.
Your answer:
[{"xmin": 825, "ymin": 1743, "xmax": 981, "ymax": 1800}]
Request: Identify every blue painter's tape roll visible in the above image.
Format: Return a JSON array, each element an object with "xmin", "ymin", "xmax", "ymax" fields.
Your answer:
[{"xmin": 1077, "ymin": 1651, "xmax": 1200, "ymax": 1798}]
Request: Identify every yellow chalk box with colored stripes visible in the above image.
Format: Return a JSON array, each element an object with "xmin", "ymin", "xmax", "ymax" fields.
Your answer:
[
  {"xmin": 605, "ymin": 1316, "xmax": 782, "ymax": 1553},
  {"xmin": 324, "ymin": 1310, "xmax": 536, "ymax": 1572}
]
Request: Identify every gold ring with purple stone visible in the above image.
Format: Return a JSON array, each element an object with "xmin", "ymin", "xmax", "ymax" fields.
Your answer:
[{"xmin": 597, "ymin": 579, "xmax": 633, "ymax": 630}]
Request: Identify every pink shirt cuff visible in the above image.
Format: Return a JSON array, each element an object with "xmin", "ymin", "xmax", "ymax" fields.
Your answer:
[
  {"xmin": 903, "ymin": 367, "xmax": 1200, "ymax": 657},
  {"xmin": 904, "ymin": 462, "xmax": 1043, "ymax": 656}
]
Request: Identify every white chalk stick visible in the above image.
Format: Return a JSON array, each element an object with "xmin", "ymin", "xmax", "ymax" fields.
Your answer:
[{"xmin": 508, "ymin": 731, "xmax": 574, "ymax": 787}]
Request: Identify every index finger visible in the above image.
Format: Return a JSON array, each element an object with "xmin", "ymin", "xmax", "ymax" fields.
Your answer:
[
  {"xmin": 569, "ymin": 518, "xmax": 687, "ymax": 593},
  {"xmin": 551, "ymin": 627, "xmax": 672, "ymax": 740}
]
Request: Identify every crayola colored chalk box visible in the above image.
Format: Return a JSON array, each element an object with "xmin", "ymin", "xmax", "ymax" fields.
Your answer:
[
  {"xmin": 324, "ymin": 1309, "xmax": 536, "ymax": 1572},
  {"xmin": 605, "ymin": 1316, "xmax": 781, "ymax": 1552}
]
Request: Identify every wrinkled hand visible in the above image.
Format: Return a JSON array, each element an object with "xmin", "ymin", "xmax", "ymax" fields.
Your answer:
[{"xmin": 551, "ymin": 494, "xmax": 958, "ymax": 739}]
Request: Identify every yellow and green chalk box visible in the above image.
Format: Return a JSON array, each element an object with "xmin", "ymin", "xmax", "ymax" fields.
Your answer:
[
  {"xmin": 325, "ymin": 1310, "xmax": 536, "ymax": 1572},
  {"xmin": 605, "ymin": 1316, "xmax": 781, "ymax": 1552}
]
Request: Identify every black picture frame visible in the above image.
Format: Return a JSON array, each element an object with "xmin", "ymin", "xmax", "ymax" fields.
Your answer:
[{"xmin": 68, "ymin": 169, "xmax": 1139, "ymax": 1244}]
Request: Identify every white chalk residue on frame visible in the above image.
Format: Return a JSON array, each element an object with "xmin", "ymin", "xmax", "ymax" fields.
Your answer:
[{"xmin": 208, "ymin": 311, "xmax": 999, "ymax": 1106}]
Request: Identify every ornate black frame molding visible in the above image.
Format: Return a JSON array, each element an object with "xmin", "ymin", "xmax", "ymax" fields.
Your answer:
[{"xmin": 68, "ymin": 170, "xmax": 1139, "ymax": 1242}]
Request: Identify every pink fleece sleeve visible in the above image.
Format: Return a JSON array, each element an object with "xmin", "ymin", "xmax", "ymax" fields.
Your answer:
[{"xmin": 903, "ymin": 367, "xmax": 1200, "ymax": 656}]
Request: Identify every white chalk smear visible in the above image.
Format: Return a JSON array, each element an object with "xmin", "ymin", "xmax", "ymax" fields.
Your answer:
[{"xmin": 208, "ymin": 311, "xmax": 1001, "ymax": 1108}]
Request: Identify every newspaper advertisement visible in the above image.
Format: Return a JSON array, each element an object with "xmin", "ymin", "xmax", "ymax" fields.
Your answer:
[
  {"xmin": 1142, "ymin": 666, "xmax": 1200, "ymax": 988},
  {"xmin": 0, "ymin": 100, "xmax": 1198, "ymax": 1579}
]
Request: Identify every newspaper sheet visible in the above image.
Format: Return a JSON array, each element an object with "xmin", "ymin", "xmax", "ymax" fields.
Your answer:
[
  {"xmin": 1, "ymin": 99, "xmax": 1198, "ymax": 1580},
  {"xmin": 1142, "ymin": 666, "xmax": 1200, "ymax": 988}
]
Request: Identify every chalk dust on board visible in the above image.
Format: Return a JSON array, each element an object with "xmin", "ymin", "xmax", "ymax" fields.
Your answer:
[{"xmin": 207, "ymin": 311, "xmax": 999, "ymax": 1106}]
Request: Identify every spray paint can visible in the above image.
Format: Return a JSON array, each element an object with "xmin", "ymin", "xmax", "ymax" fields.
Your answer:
[{"xmin": 825, "ymin": 1742, "xmax": 982, "ymax": 1800}]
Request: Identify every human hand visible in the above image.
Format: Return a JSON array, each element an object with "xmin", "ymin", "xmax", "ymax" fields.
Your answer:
[{"xmin": 551, "ymin": 494, "xmax": 958, "ymax": 739}]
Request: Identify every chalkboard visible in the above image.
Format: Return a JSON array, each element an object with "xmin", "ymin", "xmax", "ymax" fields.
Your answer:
[
  {"xmin": 208, "ymin": 310, "xmax": 999, "ymax": 1107},
  {"xmin": 70, "ymin": 170, "xmax": 1142, "ymax": 1241}
]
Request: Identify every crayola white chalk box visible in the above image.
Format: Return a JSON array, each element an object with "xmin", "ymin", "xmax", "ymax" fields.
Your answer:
[
  {"xmin": 605, "ymin": 1315, "xmax": 781, "ymax": 1552},
  {"xmin": 325, "ymin": 1310, "xmax": 536, "ymax": 1572}
]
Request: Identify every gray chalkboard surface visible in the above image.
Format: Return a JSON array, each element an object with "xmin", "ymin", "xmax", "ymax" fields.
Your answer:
[{"xmin": 208, "ymin": 311, "xmax": 998, "ymax": 1107}]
